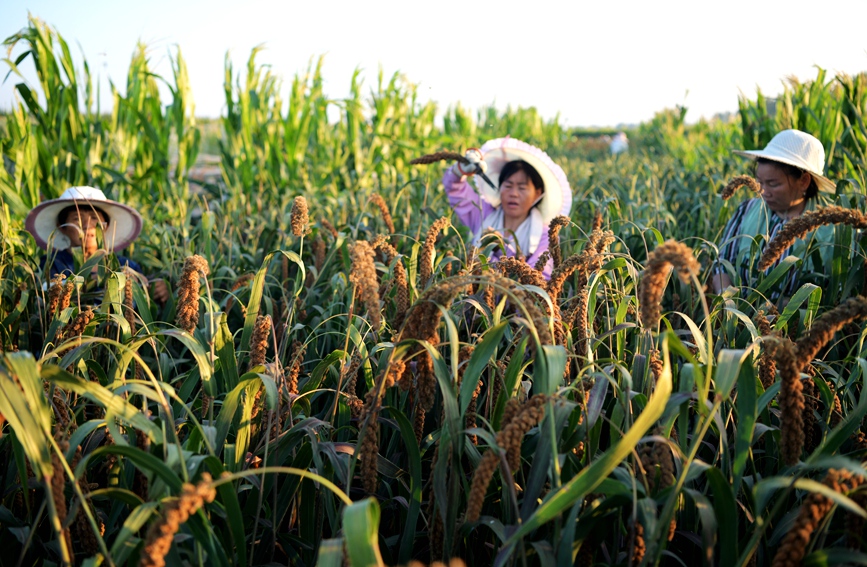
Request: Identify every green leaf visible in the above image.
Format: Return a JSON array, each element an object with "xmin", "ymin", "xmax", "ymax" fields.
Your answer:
[
  {"xmin": 202, "ymin": 456, "xmax": 247, "ymax": 567},
  {"xmin": 501, "ymin": 334, "xmax": 673, "ymax": 547},
  {"xmin": 705, "ymin": 466, "xmax": 738, "ymax": 566},
  {"xmin": 41, "ymin": 365, "xmax": 161, "ymax": 440},
  {"xmin": 316, "ymin": 538, "xmax": 345, "ymax": 567},
  {"xmin": 732, "ymin": 355, "xmax": 758, "ymax": 493},
  {"xmin": 343, "ymin": 498, "xmax": 384, "ymax": 567},
  {"xmin": 459, "ymin": 321, "xmax": 507, "ymax": 415},
  {"xmin": 715, "ymin": 348, "xmax": 750, "ymax": 402}
]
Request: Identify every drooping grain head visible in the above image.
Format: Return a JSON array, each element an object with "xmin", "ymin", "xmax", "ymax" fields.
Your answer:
[
  {"xmin": 47, "ymin": 274, "xmax": 63, "ymax": 317},
  {"xmin": 248, "ymin": 315, "xmax": 272, "ymax": 370},
  {"xmin": 497, "ymin": 256, "xmax": 547, "ymax": 289},
  {"xmin": 465, "ymin": 395, "xmax": 547, "ymax": 522},
  {"xmin": 290, "ymin": 195, "xmax": 309, "ymax": 237},
  {"xmin": 720, "ymin": 175, "xmax": 760, "ymax": 201},
  {"xmin": 419, "ymin": 217, "xmax": 450, "ymax": 289},
  {"xmin": 370, "ymin": 193, "xmax": 396, "ymax": 235},
  {"xmin": 124, "ymin": 267, "xmax": 136, "ymax": 333},
  {"xmin": 764, "ymin": 337, "xmax": 803, "ymax": 466},
  {"xmin": 358, "ymin": 389, "xmax": 382, "ymax": 494},
  {"xmin": 140, "ymin": 473, "xmax": 216, "ymax": 567},
  {"xmin": 638, "ymin": 240, "xmax": 700, "ymax": 330},
  {"xmin": 592, "ymin": 208, "xmax": 604, "ymax": 231},
  {"xmin": 60, "ymin": 280, "xmax": 74, "ymax": 313},
  {"xmin": 58, "ymin": 306, "xmax": 95, "ymax": 343},
  {"xmin": 410, "ymin": 151, "xmax": 467, "ymax": 165},
  {"xmin": 758, "ymin": 207, "xmax": 867, "ymax": 271},
  {"xmin": 349, "ymin": 240, "xmax": 381, "ymax": 331},
  {"xmin": 547, "ymin": 215, "xmax": 570, "ymax": 269},
  {"xmin": 320, "ymin": 217, "xmax": 339, "ymax": 239},
  {"xmin": 772, "ymin": 469, "xmax": 865, "ymax": 567},
  {"xmin": 311, "ymin": 236, "xmax": 326, "ymax": 272},
  {"xmin": 175, "ymin": 255, "xmax": 209, "ymax": 334},
  {"xmin": 287, "ymin": 339, "xmax": 305, "ymax": 395},
  {"xmin": 373, "ymin": 237, "xmax": 409, "ymax": 328},
  {"xmin": 794, "ymin": 296, "xmax": 867, "ymax": 371}
]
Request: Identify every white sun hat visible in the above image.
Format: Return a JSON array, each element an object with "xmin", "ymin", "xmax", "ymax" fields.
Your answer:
[
  {"xmin": 733, "ymin": 129, "xmax": 836, "ymax": 194},
  {"xmin": 25, "ymin": 186, "xmax": 143, "ymax": 251},
  {"xmin": 474, "ymin": 137, "xmax": 572, "ymax": 224}
]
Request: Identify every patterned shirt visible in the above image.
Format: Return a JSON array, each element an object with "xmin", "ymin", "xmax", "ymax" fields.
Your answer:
[{"xmin": 717, "ymin": 196, "xmax": 834, "ymax": 297}]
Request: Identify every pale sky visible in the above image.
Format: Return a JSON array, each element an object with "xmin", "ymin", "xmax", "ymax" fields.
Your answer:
[{"xmin": 2, "ymin": 0, "xmax": 867, "ymax": 127}]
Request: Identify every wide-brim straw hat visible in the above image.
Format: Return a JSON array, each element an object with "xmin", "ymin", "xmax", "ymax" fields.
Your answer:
[
  {"xmin": 25, "ymin": 186, "xmax": 143, "ymax": 251},
  {"xmin": 733, "ymin": 129, "xmax": 836, "ymax": 194},
  {"xmin": 474, "ymin": 137, "xmax": 572, "ymax": 224}
]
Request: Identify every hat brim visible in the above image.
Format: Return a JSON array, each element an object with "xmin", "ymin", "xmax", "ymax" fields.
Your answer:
[
  {"xmin": 733, "ymin": 149, "xmax": 836, "ymax": 194},
  {"xmin": 25, "ymin": 197, "xmax": 143, "ymax": 251},
  {"xmin": 474, "ymin": 138, "xmax": 572, "ymax": 225}
]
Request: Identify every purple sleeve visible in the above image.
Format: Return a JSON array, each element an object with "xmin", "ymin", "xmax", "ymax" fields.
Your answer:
[
  {"xmin": 526, "ymin": 228, "xmax": 553, "ymax": 280},
  {"xmin": 443, "ymin": 167, "xmax": 494, "ymax": 234}
]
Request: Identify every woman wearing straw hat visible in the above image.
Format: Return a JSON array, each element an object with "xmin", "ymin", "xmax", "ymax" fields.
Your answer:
[
  {"xmin": 443, "ymin": 137, "xmax": 572, "ymax": 279},
  {"xmin": 712, "ymin": 129, "xmax": 837, "ymax": 295},
  {"xmin": 26, "ymin": 186, "xmax": 169, "ymax": 302}
]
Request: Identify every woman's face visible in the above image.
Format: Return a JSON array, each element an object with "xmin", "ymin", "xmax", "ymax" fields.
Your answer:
[
  {"xmin": 756, "ymin": 161, "xmax": 811, "ymax": 217},
  {"xmin": 500, "ymin": 170, "xmax": 543, "ymax": 222},
  {"xmin": 60, "ymin": 209, "xmax": 105, "ymax": 256}
]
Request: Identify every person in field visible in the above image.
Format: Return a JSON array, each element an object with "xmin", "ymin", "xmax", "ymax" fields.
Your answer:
[
  {"xmin": 25, "ymin": 186, "xmax": 169, "ymax": 302},
  {"xmin": 442, "ymin": 137, "xmax": 572, "ymax": 279},
  {"xmin": 712, "ymin": 129, "xmax": 837, "ymax": 296}
]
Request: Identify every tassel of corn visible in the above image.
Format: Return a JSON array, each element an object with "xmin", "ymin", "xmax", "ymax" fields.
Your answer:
[
  {"xmin": 123, "ymin": 267, "xmax": 136, "ymax": 333},
  {"xmin": 311, "ymin": 236, "xmax": 326, "ymax": 273},
  {"xmin": 59, "ymin": 280, "xmax": 74, "ymax": 315},
  {"xmin": 139, "ymin": 474, "xmax": 217, "ymax": 567}
]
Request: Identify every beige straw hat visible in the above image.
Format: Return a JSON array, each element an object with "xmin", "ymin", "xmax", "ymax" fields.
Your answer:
[
  {"xmin": 733, "ymin": 129, "xmax": 836, "ymax": 193},
  {"xmin": 25, "ymin": 186, "xmax": 143, "ymax": 251}
]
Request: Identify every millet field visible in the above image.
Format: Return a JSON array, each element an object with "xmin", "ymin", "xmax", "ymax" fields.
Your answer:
[{"xmin": 5, "ymin": 16, "xmax": 867, "ymax": 567}]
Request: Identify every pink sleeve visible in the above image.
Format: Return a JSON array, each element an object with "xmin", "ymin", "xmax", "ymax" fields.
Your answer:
[{"xmin": 443, "ymin": 167, "xmax": 490, "ymax": 234}]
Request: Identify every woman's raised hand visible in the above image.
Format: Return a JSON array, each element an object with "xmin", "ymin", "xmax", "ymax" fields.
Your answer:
[{"xmin": 455, "ymin": 148, "xmax": 487, "ymax": 176}]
